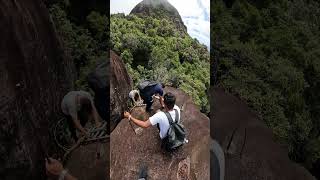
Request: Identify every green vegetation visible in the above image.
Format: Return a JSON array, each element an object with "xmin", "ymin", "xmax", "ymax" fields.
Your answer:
[
  {"xmin": 111, "ymin": 13, "xmax": 210, "ymax": 113},
  {"xmin": 212, "ymin": 0, "xmax": 320, "ymax": 175},
  {"xmin": 48, "ymin": 0, "xmax": 108, "ymax": 91}
]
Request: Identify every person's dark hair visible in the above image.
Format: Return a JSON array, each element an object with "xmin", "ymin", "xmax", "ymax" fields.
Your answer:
[
  {"xmin": 77, "ymin": 97, "xmax": 92, "ymax": 126},
  {"xmin": 164, "ymin": 92, "xmax": 175, "ymax": 110},
  {"xmin": 161, "ymin": 83, "xmax": 165, "ymax": 88},
  {"xmin": 79, "ymin": 97, "xmax": 92, "ymax": 113},
  {"xmin": 134, "ymin": 92, "xmax": 139, "ymax": 101}
]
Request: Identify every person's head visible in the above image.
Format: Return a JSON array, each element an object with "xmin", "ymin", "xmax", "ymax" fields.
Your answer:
[
  {"xmin": 161, "ymin": 83, "xmax": 165, "ymax": 89},
  {"xmin": 134, "ymin": 92, "xmax": 140, "ymax": 101},
  {"xmin": 163, "ymin": 92, "xmax": 176, "ymax": 110}
]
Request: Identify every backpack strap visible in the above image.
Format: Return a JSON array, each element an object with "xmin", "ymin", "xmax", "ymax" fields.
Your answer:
[
  {"xmin": 164, "ymin": 111, "xmax": 174, "ymax": 125},
  {"xmin": 164, "ymin": 109, "xmax": 179, "ymax": 125},
  {"xmin": 174, "ymin": 109, "xmax": 179, "ymax": 123}
]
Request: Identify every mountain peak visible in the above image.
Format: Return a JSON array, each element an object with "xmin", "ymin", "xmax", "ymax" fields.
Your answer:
[{"xmin": 130, "ymin": 0, "xmax": 187, "ymax": 33}]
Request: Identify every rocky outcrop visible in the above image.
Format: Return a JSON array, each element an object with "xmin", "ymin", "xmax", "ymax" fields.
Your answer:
[
  {"xmin": 110, "ymin": 51, "xmax": 209, "ymax": 179},
  {"xmin": 0, "ymin": 0, "xmax": 74, "ymax": 179},
  {"xmin": 211, "ymin": 87, "xmax": 316, "ymax": 180},
  {"xmin": 110, "ymin": 50, "xmax": 133, "ymax": 132},
  {"xmin": 65, "ymin": 141, "xmax": 109, "ymax": 180},
  {"xmin": 130, "ymin": 0, "xmax": 187, "ymax": 34}
]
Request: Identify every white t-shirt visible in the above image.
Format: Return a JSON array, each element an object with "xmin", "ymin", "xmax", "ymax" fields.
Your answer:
[
  {"xmin": 149, "ymin": 105, "xmax": 181, "ymax": 139},
  {"xmin": 61, "ymin": 91, "xmax": 94, "ymax": 118}
]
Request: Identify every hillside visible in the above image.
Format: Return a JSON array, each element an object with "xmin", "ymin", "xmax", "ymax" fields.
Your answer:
[
  {"xmin": 47, "ymin": 0, "xmax": 108, "ymax": 91},
  {"xmin": 212, "ymin": 0, "xmax": 320, "ymax": 178},
  {"xmin": 111, "ymin": 0, "xmax": 210, "ymax": 113},
  {"xmin": 130, "ymin": 0, "xmax": 187, "ymax": 34}
]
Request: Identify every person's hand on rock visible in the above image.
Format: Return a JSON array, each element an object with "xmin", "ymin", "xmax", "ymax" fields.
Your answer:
[
  {"xmin": 95, "ymin": 121, "xmax": 102, "ymax": 128},
  {"xmin": 45, "ymin": 158, "xmax": 63, "ymax": 177},
  {"xmin": 80, "ymin": 130, "xmax": 90, "ymax": 138},
  {"xmin": 124, "ymin": 111, "xmax": 131, "ymax": 119}
]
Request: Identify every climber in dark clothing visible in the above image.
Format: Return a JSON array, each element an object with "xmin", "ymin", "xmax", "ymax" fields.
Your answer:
[{"xmin": 140, "ymin": 83, "xmax": 165, "ymax": 112}]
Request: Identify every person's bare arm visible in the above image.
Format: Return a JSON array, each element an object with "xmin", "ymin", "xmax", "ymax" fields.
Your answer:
[
  {"xmin": 91, "ymin": 102, "xmax": 102, "ymax": 127},
  {"xmin": 124, "ymin": 111, "xmax": 151, "ymax": 128},
  {"xmin": 159, "ymin": 96, "xmax": 165, "ymax": 108},
  {"xmin": 71, "ymin": 114, "xmax": 88, "ymax": 136},
  {"xmin": 45, "ymin": 158, "xmax": 78, "ymax": 180},
  {"xmin": 72, "ymin": 95, "xmax": 88, "ymax": 136},
  {"xmin": 65, "ymin": 173, "xmax": 78, "ymax": 180}
]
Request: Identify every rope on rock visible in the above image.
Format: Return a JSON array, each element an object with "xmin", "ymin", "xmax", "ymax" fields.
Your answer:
[{"xmin": 54, "ymin": 119, "xmax": 109, "ymax": 161}]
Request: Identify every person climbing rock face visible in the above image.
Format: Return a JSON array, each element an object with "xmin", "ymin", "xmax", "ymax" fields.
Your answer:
[
  {"xmin": 138, "ymin": 80, "xmax": 165, "ymax": 112},
  {"xmin": 124, "ymin": 92, "xmax": 183, "ymax": 147},
  {"xmin": 61, "ymin": 91, "xmax": 102, "ymax": 141},
  {"xmin": 129, "ymin": 89, "xmax": 143, "ymax": 106}
]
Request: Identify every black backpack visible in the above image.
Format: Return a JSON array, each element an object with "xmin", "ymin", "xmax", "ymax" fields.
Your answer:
[
  {"xmin": 137, "ymin": 80, "xmax": 158, "ymax": 93},
  {"xmin": 88, "ymin": 62, "xmax": 108, "ymax": 93},
  {"xmin": 163, "ymin": 109, "xmax": 186, "ymax": 151},
  {"xmin": 87, "ymin": 62, "xmax": 108, "ymax": 121}
]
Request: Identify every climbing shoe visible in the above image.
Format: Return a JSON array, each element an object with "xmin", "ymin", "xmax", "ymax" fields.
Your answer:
[{"xmin": 138, "ymin": 164, "xmax": 148, "ymax": 180}]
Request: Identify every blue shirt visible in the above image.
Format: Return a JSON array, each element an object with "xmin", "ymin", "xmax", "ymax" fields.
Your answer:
[
  {"xmin": 143, "ymin": 83, "xmax": 164, "ymax": 101},
  {"xmin": 152, "ymin": 83, "xmax": 164, "ymax": 96}
]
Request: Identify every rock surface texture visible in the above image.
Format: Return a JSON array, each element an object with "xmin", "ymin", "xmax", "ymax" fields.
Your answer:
[
  {"xmin": 110, "ymin": 52, "xmax": 209, "ymax": 180},
  {"xmin": 0, "ymin": 0, "xmax": 74, "ymax": 179},
  {"xmin": 65, "ymin": 141, "xmax": 109, "ymax": 180},
  {"xmin": 211, "ymin": 87, "xmax": 316, "ymax": 180},
  {"xmin": 110, "ymin": 50, "xmax": 133, "ymax": 132}
]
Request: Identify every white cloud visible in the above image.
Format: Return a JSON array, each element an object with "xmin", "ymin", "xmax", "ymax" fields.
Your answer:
[
  {"xmin": 110, "ymin": 0, "xmax": 141, "ymax": 15},
  {"xmin": 110, "ymin": 0, "xmax": 210, "ymax": 48}
]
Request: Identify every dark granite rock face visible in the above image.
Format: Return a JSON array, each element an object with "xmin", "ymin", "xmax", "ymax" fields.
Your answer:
[
  {"xmin": 65, "ymin": 141, "xmax": 109, "ymax": 180},
  {"xmin": 130, "ymin": 0, "xmax": 187, "ymax": 34},
  {"xmin": 110, "ymin": 50, "xmax": 133, "ymax": 132},
  {"xmin": 0, "ymin": 0, "xmax": 74, "ymax": 179},
  {"xmin": 211, "ymin": 88, "xmax": 316, "ymax": 180}
]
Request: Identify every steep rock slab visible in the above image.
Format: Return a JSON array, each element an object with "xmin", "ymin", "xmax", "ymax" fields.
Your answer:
[
  {"xmin": 65, "ymin": 141, "xmax": 109, "ymax": 180},
  {"xmin": 111, "ymin": 87, "xmax": 209, "ymax": 180},
  {"xmin": 110, "ymin": 50, "xmax": 133, "ymax": 132},
  {"xmin": 0, "ymin": 0, "xmax": 74, "ymax": 179},
  {"xmin": 211, "ymin": 88, "xmax": 316, "ymax": 180}
]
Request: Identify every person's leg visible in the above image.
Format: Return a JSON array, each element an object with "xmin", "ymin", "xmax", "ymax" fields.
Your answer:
[
  {"xmin": 138, "ymin": 164, "xmax": 148, "ymax": 180},
  {"xmin": 146, "ymin": 99, "xmax": 153, "ymax": 112},
  {"xmin": 66, "ymin": 115, "xmax": 78, "ymax": 141}
]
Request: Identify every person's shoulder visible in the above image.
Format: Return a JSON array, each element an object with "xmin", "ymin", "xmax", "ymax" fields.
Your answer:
[
  {"xmin": 62, "ymin": 91, "xmax": 76, "ymax": 102},
  {"xmin": 174, "ymin": 105, "xmax": 180, "ymax": 111},
  {"xmin": 151, "ymin": 111, "xmax": 167, "ymax": 121},
  {"xmin": 152, "ymin": 110, "xmax": 166, "ymax": 117},
  {"xmin": 78, "ymin": 90, "xmax": 92, "ymax": 97}
]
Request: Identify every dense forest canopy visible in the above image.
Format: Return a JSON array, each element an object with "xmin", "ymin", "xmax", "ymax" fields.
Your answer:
[
  {"xmin": 111, "ymin": 11, "xmax": 210, "ymax": 113},
  {"xmin": 47, "ymin": 0, "xmax": 108, "ymax": 91},
  {"xmin": 212, "ymin": 0, "xmax": 320, "ymax": 177}
]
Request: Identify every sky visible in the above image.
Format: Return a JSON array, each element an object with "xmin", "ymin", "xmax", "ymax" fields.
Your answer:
[{"xmin": 110, "ymin": 0, "xmax": 210, "ymax": 49}]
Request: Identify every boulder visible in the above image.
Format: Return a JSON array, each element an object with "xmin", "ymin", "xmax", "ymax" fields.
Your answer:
[
  {"xmin": 110, "ymin": 50, "xmax": 133, "ymax": 132},
  {"xmin": 211, "ymin": 87, "xmax": 316, "ymax": 180}
]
